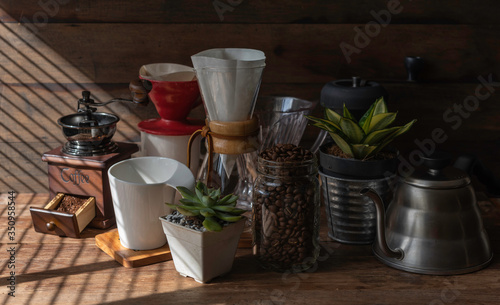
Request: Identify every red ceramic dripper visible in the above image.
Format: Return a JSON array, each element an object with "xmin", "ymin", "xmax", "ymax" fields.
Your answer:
[{"xmin": 136, "ymin": 63, "xmax": 203, "ymax": 136}]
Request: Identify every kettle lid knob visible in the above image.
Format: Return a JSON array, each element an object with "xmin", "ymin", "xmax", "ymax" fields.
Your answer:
[
  {"xmin": 422, "ymin": 151, "xmax": 452, "ymax": 172},
  {"xmin": 404, "ymin": 151, "xmax": 470, "ymax": 188}
]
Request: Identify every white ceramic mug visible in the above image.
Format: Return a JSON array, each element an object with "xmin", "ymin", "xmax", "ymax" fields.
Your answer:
[{"xmin": 108, "ymin": 157, "xmax": 195, "ymax": 250}]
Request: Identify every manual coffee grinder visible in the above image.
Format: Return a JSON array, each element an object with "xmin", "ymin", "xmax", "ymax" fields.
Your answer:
[
  {"xmin": 41, "ymin": 90, "xmax": 144, "ymax": 229},
  {"xmin": 188, "ymin": 48, "xmax": 266, "ymax": 208}
]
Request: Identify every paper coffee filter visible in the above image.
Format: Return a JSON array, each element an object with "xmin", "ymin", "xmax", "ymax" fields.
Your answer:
[
  {"xmin": 191, "ymin": 48, "xmax": 265, "ymax": 68},
  {"xmin": 191, "ymin": 48, "xmax": 266, "ymax": 122},
  {"xmin": 140, "ymin": 63, "xmax": 196, "ymax": 82}
]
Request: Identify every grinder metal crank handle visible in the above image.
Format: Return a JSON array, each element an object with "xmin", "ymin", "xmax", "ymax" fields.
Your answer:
[
  {"xmin": 128, "ymin": 79, "xmax": 150, "ymax": 105},
  {"xmin": 77, "ymin": 85, "xmax": 149, "ymax": 110}
]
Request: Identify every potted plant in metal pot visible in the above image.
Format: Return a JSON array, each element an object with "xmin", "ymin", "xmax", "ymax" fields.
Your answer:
[
  {"xmin": 306, "ymin": 97, "xmax": 416, "ymax": 244},
  {"xmin": 160, "ymin": 181, "xmax": 246, "ymax": 283}
]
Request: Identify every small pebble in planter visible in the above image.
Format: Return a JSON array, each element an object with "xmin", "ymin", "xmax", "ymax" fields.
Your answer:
[
  {"xmin": 252, "ymin": 144, "xmax": 320, "ymax": 272},
  {"xmin": 164, "ymin": 211, "xmax": 207, "ymax": 232}
]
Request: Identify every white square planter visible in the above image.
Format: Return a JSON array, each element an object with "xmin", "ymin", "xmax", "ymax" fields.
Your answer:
[{"xmin": 159, "ymin": 217, "xmax": 245, "ymax": 283}]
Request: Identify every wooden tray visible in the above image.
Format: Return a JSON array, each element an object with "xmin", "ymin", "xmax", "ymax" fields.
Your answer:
[
  {"xmin": 95, "ymin": 229, "xmax": 172, "ymax": 268},
  {"xmin": 96, "ymin": 227, "xmax": 253, "ymax": 268}
]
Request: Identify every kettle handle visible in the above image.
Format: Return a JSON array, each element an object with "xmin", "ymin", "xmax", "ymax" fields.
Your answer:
[
  {"xmin": 454, "ymin": 154, "xmax": 500, "ymax": 196},
  {"xmin": 360, "ymin": 188, "xmax": 404, "ymax": 260}
]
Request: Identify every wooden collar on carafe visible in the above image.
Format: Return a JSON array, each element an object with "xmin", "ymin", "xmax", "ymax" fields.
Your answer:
[{"xmin": 187, "ymin": 117, "xmax": 259, "ymax": 182}]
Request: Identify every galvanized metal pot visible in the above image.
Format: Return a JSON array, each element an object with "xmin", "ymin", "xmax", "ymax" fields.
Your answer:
[
  {"xmin": 320, "ymin": 170, "xmax": 395, "ymax": 244},
  {"xmin": 319, "ymin": 144, "xmax": 397, "ymax": 244}
]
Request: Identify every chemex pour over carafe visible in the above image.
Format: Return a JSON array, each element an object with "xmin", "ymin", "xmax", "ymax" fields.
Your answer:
[{"xmin": 189, "ymin": 48, "xmax": 266, "ymax": 208}]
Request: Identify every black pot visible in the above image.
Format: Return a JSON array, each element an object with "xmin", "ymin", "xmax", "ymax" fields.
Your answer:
[
  {"xmin": 319, "ymin": 143, "xmax": 398, "ymax": 179},
  {"xmin": 320, "ymin": 77, "xmax": 388, "ymax": 119}
]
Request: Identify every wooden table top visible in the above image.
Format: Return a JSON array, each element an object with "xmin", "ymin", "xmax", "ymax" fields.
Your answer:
[{"xmin": 1, "ymin": 193, "xmax": 499, "ymax": 305}]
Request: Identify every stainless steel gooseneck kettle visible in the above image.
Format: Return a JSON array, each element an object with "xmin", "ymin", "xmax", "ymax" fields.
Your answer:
[{"xmin": 362, "ymin": 152, "xmax": 493, "ymax": 275}]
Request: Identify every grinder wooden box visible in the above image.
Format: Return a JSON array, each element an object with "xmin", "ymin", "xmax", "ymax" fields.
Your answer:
[
  {"xmin": 30, "ymin": 193, "xmax": 96, "ymax": 238},
  {"xmin": 41, "ymin": 142, "xmax": 139, "ymax": 229}
]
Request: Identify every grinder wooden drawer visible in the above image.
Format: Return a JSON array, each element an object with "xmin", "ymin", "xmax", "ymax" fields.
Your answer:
[{"xmin": 30, "ymin": 193, "xmax": 96, "ymax": 238}]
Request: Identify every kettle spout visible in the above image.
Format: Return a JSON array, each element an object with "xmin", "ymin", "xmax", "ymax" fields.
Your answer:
[{"xmin": 360, "ymin": 188, "xmax": 404, "ymax": 260}]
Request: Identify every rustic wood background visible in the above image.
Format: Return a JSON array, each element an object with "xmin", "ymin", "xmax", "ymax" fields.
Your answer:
[{"xmin": 0, "ymin": 0, "xmax": 499, "ymax": 193}]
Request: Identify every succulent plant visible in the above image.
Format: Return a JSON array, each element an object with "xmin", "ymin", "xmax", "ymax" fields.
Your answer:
[
  {"xmin": 166, "ymin": 181, "xmax": 245, "ymax": 232},
  {"xmin": 306, "ymin": 97, "xmax": 416, "ymax": 160}
]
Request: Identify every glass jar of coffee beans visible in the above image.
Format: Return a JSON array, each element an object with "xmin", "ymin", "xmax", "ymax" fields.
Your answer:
[{"xmin": 252, "ymin": 144, "xmax": 320, "ymax": 272}]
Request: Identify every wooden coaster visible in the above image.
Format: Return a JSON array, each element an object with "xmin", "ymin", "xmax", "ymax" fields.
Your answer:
[
  {"xmin": 96, "ymin": 228, "xmax": 253, "ymax": 268},
  {"xmin": 95, "ymin": 229, "xmax": 172, "ymax": 268}
]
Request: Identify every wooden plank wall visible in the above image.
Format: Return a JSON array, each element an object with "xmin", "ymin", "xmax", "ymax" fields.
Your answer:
[{"xmin": 0, "ymin": 0, "xmax": 499, "ymax": 193}]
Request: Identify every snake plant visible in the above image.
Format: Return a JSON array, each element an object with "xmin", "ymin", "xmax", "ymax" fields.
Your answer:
[
  {"xmin": 166, "ymin": 181, "xmax": 245, "ymax": 232},
  {"xmin": 306, "ymin": 97, "xmax": 416, "ymax": 160}
]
